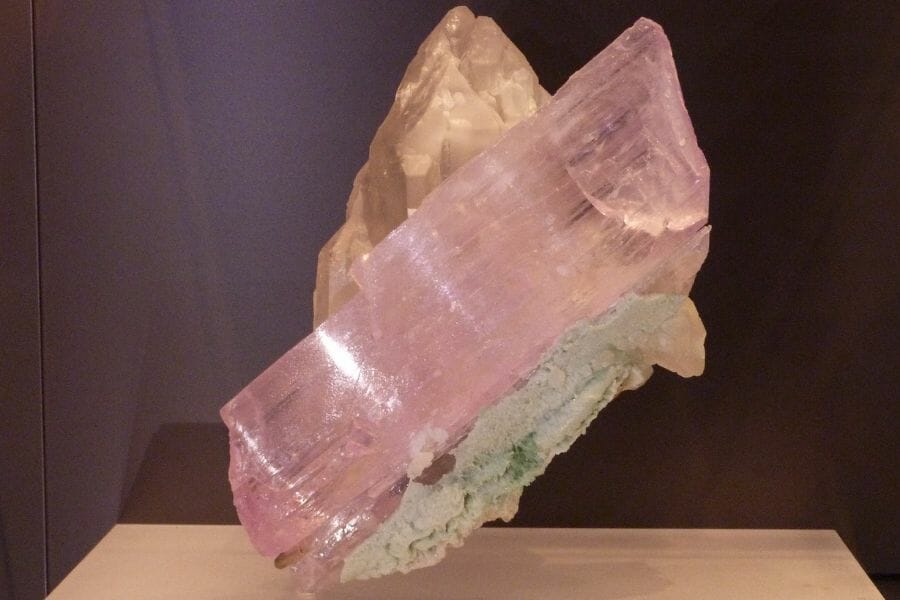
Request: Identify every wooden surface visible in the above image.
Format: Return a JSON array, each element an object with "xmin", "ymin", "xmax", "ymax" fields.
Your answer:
[{"xmin": 47, "ymin": 525, "xmax": 882, "ymax": 599}]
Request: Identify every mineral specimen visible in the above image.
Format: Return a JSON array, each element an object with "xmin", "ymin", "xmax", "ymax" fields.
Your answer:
[
  {"xmin": 314, "ymin": 7, "xmax": 549, "ymax": 327},
  {"xmin": 221, "ymin": 11, "xmax": 710, "ymax": 592}
]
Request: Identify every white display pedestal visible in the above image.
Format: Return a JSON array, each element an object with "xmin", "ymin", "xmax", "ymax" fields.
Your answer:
[{"xmin": 47, "ymin": 525, "xmax": 882, "ymax": 599}]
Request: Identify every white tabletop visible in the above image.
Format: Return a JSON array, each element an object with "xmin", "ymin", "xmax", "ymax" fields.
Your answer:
[{"xmin": 47, "ymin": 525, "xmax": 883, "ymax": 599}]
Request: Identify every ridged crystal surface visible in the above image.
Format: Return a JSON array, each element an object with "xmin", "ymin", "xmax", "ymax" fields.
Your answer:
[
  {"xmin": 314, "ymin": 7, "xmax": 549, "ymax": 326},
  {"xmin": 222, "ymin": 15, "xmax": 709, "ymax": 591}
]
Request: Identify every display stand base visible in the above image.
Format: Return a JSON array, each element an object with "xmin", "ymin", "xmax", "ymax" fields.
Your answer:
[{"xmin": 48, "ymin": 525, "xmax": 882, "ymax": 599}]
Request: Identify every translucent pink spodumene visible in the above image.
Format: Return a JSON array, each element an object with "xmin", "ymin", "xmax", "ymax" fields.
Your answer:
[{"xmin": 221, "ymin": 17, "xmax": 709, "ymax": 590}]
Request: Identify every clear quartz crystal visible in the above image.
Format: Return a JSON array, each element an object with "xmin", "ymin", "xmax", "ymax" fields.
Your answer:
[
  {"xmin": 314, "ymin": 7, "xmax": 549, "ymax": 327},
  {"xmin": 222, "ymin": 14, "xmax": 709, "ymax": 592}
]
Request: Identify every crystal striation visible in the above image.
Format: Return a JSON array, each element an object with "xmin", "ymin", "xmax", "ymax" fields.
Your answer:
[
  {"xmin": 341, "ymin": 292, "xmax": 706, "ymax": 580},
  {"xmin": 222, "ymin": 14, "xmax": 710, "ymax": 591},
  {"xmin": 314, "ymin": 7, "xmax": 549, "ymax": 326}
]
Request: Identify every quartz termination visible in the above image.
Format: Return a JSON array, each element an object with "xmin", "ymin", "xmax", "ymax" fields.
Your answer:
[
  {"xmin": 222, "ymin": 13, "xmax": 710, "ymax": 592},
  {"xmin": 314, "ymin": 7, "xmax": 549, "ymax": 326}
]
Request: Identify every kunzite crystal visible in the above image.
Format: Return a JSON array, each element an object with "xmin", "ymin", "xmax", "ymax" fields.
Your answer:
[
  {"xmin": 314, "ymin": 7, "xmax": 549, "ymax": 326},
  {"xmin": 222, "ymin": 14, "xmax": 710, "ymax": 591}
]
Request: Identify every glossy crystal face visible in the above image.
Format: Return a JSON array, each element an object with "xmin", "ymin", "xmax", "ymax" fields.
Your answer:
[
  {"xmin": 221, "ymin": 12, "xmax": 709, "ymax": 592},
  {"xmin": 313, "ymin": 7, "xmax": 549, "ymax": 327}
]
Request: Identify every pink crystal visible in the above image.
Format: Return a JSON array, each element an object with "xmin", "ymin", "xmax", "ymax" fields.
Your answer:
[{"xmin": 222, "ymin": 17, "xmax": 709, "ymax": 590}]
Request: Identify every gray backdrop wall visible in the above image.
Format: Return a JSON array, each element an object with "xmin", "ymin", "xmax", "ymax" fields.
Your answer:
[
  {"xmin": 1, "ymin": 1, "xmax": 43, "ymax": 599},
  {"xmin": 2, "ymin": 1, "xmax": 897, "ymax": 598}
]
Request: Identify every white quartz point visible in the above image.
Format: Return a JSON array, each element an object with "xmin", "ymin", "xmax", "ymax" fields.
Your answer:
[{"xmin": 313, "ymin": 6, "xmax": 549, "ymax": 326}]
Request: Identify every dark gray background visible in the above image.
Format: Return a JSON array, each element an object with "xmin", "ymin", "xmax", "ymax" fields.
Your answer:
[
  {"xmin": 1, "ymin": 1, "xmax": 43, "ymax": 599},
  {"xmin": 2, "ymin": 1, "xmax": 898, "ymax": 598}
]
